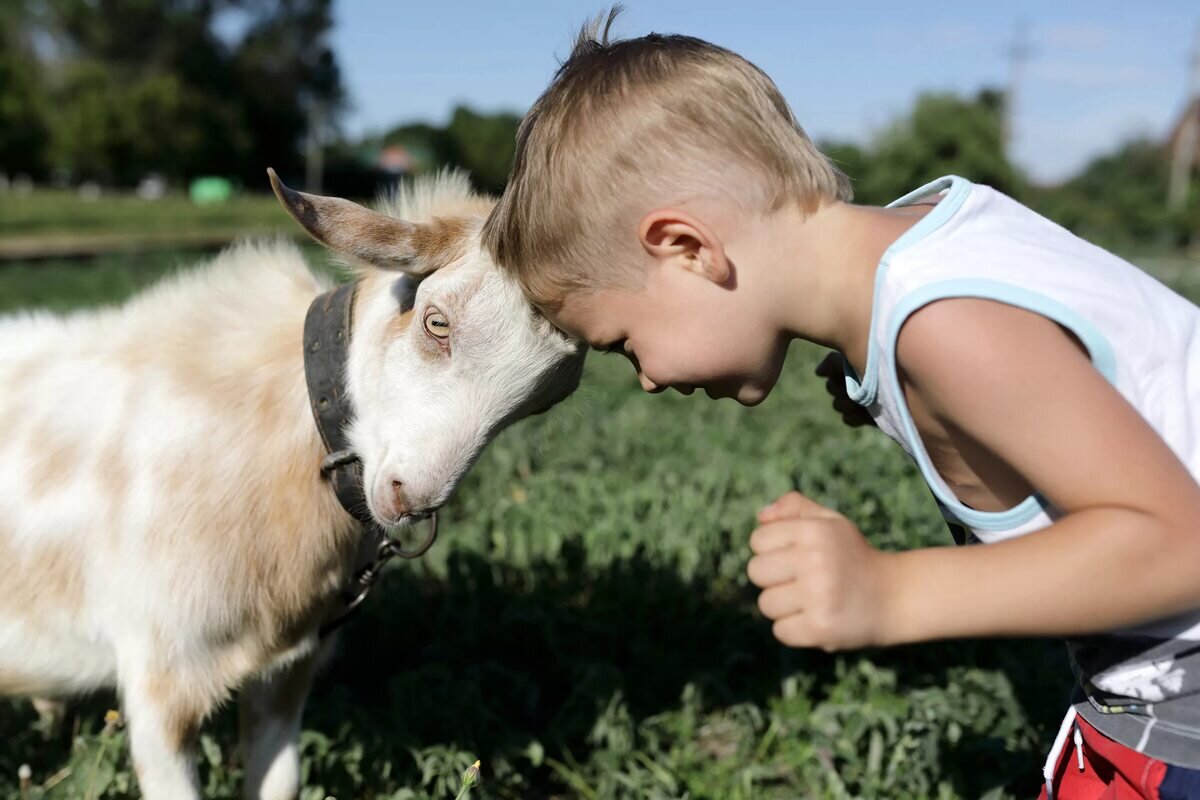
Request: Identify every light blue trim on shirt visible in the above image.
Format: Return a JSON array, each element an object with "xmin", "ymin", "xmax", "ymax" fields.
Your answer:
[
  {"xmin": 844, "ymin": 175, "xmax": 975, "ymax": 406},
  {"xmin": 883, "ymin": 279, "xmax": 1119, "ymax": 531}
]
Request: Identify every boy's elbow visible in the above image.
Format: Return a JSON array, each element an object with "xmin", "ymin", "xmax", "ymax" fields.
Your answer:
[{"xmin": 1147, "ymin": 501, "xmax": 1200, "ymax": 604}]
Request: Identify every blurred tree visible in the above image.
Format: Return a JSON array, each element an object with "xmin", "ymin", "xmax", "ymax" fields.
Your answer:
[
  {"xmin": 234, "ymin": 0, "xmax": 344, "ymax": 187},
  {"xmin": 1029, "ymin": 138, "xmax": 1197, "ymax": 251},
  {"xmin": 0, "ymin": 6, "xmax": 50, "ymax": 178},
  {"xmin": 384, "ymin": 122, "xmax": 462, "ymax": 172},
  {"xmin": 823, "ymin": 87, "xmax": 1192, "ymax": 250},
  {"xmin": 378, "ymin": 106, "xmax": 521, "ymax": 195},
  {"xmin": 851, "ymin": 88, "xmax": 1022, "ymax": 205},
  {"xmin": 445, "ymin": 105, "xmax": 520, "ymax": 194},
  {"xmin": 24, "ymin": 0, "xmax": 342, "ymax": 187},
  {"xmin": 819, "ymin": 140, "xmax": 872, "ymax": 202}
]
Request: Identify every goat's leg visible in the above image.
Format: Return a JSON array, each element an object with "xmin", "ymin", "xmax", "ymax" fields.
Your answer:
[
  {"xmin": 239, "ymin": 637, "xmax": 332, "ymax": 800},
  {"xmin": 30, "ymin": 696, "xmax": 67, "ymax": 738},
  {"xmin": 121, "ymin": 666, "xmax": 210, "ymax": 800}
]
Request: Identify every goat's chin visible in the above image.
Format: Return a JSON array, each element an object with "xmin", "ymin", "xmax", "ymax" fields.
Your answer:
[
  {"xmin": 374, "ymin": 510, "xmax": 441, "ymax": 534},
  {"xmin": 377, "ymin": 511, "xmax": 434, "ymax": 532}
]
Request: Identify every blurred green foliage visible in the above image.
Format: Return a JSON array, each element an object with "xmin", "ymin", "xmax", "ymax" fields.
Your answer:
[
  {"xmin": 822, "ymin": 89, "xmax": 1198, "ymax": 251},
  {"xmin": 442, "ymin": 107, "xmax": 521, "ymax": 195},
  {"xmin": 355, "ymin": 107, "xmax": 521, "ymax": 196},
  {"xmin": 1028, "ymin": 139, "xmax": 1199, "ymax": 251},
  {"xmin": 0, "ymin": 7, "xmax": 50, "ymax": 177},
  {"xmin": 1, "ymin": 0, "xmax": 341, "ymax": 187},
  {"xmin": 825, "ymin": 89, "xmax": 1020, "ymax": 205}
]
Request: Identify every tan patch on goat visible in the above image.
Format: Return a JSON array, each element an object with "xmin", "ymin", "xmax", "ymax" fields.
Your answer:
[
  {"xmin": 166, "ymin": 341, "xmax": 227, "ymax": 409},
  {"xmin": 248, "ymin": 320, "xmax": 307, "ymax": 434},
  {"xmin": 411, "ymin": 216, "xmax": 471, "ymax": 270},
  {"xmin": 0, "ymin": 668, "xmax": 49, "ymax": 696},
  {"xmin": 26, "ymin": 421, "xmax": 83, "ymax": 502},
  {"xmin": 144, "ymin": 671, "xmax": 210, "ymax": 750},
  {"xmin": 0, "ymin": 357, "xmax": 38, "ymax": 420},
  {"xmin": 387, "ymin": 309, "xmax": 415, "ymax": 340},
  {"xmin": 353, "ymin": 209, "xmax": 413, "ymax": 255},
  {"xmin": 245, "ymin": 446, "xmax": 358, "ymax": 643},
  {"xmin": 431, "ymin": 196, "xmax": 497, "ymax": 219},
  {"xmin": 96, "ymin": 440, "xmax": 130, "ymax": 525},
  {"xmin": 113, "ymin": 322, "xmax": 222, "ymax": 411},
  {"xmin": 145, "ymin": 334, "xmax": 357, "ymax": 659},
  {"xmin": 0, "ymin": 536, "xmax": 85, "ymax": 615},
  {"xmin": 2, "ymin": 357, "xmax": 42, "ymax": 395},
  {"xmin": 0, "ymin": 387, "xmax": 13, "ymax": 451}
]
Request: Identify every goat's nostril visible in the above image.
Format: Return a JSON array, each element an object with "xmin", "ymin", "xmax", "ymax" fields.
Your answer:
[{"xmin": 389, "ymin": 479, "xmax": 409, "ymax": 517}]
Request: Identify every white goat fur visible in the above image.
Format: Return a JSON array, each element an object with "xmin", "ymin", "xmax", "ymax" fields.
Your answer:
[{"xmin": 0, "ymin": 171, "xmax": 582, "ymax": 799}]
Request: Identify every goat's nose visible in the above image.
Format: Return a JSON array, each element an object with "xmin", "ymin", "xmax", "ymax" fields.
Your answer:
[{"xmin": 386, "ymin": 478, "xmax": 409, "ymax": 519}]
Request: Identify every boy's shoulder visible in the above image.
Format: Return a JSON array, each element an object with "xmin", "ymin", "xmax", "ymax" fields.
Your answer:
[
  {"xmin": 882, "ymin": 177, "xmax": 1124, "ymax": 289},
  {"xmin": 863, "ymin": 175, "xmax": 1173, "ymax": 398}
]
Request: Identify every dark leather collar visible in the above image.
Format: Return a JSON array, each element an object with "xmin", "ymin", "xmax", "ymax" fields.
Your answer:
[
  {"xmin": 303, "ymin": 282, "xmax": 372, "ymax": 524},
  {"xmin": 303, "ymin": 281, "xmax": 438, "ymax": 637}
]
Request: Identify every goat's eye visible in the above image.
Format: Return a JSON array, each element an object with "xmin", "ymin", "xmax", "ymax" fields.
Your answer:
[{"xmin": 423, "ymin": 310, "xmax": 450, "ymax": 339}]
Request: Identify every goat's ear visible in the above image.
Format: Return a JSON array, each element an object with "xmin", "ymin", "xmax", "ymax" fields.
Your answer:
[{"xmin": 267, "ymin": 168, "xmax": 438, "ymax": 275}]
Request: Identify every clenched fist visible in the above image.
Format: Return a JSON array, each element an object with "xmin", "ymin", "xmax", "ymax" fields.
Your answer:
[{"xmin": 748, "ymin": 491, "xmax": 894, "ymax": 651}]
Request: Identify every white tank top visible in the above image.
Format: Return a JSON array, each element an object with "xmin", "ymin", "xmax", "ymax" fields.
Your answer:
[{"xmin": 842, "ymin": 175, "xmax": 1200, "ymax": 763}]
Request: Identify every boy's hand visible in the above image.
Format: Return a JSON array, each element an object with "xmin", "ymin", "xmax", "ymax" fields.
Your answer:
[
  {"xmin": 815, "ymin": 353, "xmax": 875, "ymax": 428},
  {"xmin": 748, "ymin": 491, "xmax": 893, "ymax": 651}
]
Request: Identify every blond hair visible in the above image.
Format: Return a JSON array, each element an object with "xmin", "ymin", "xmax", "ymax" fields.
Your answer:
[{"xmin": 481, "ymin": 7, "xmax": 853, "ymax": 308}]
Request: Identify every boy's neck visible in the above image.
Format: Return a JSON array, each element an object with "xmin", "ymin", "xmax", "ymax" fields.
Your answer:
[{"xmin": 769, "ymin": 200, "xmax": 937, "ymax": 378}]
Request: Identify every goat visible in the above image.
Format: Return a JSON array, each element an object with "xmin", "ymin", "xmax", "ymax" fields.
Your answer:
[{"xmin": 0, "ymin": 170, "xmax": 584, "ymax": 799}]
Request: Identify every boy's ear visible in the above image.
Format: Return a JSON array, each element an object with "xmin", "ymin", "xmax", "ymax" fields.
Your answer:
[{"xmin": 637, "ymin": 208, "xmax": 730, "ymax": 285}]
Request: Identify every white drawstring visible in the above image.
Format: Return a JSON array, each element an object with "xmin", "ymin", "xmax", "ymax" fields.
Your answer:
[{"xmin": 1043, "ymin": 706, "xmax": 1082, "ymax": 800}]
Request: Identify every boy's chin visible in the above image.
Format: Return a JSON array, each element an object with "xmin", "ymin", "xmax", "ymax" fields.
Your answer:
[
  {"xmin": 704, "ymin": 382, "xmax": 771, "ymax": 406},
  {"xmin": 736, "ymin": 386, "xmax": 769, "ymax": 406}
]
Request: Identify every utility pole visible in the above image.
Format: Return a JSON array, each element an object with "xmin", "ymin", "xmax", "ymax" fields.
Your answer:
[
  {"xmin": 1167, "ymin": 24, "xmax": 1200, "ymax": 212},
  {"xmin": 1004, "ymin": 19, "xmax": 1032, "ymax": 161}
]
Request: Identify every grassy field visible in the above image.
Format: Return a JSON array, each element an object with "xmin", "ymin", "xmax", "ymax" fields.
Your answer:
[
  {"xmin": 0, "ymin": 246, "xmax": 1196, "ymax": 800},
  {"xmin": 0, "ymin": 190, "xmax": 295, "ymax": 261},
  {"xmin": 0, "ymin": 190, "xmax": 288, "ymax": 238}
]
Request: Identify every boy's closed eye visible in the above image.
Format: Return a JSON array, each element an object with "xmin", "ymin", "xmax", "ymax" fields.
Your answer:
[{"xmin": 598, "ymin": 339, "xmax": 627, "ymax": 355}]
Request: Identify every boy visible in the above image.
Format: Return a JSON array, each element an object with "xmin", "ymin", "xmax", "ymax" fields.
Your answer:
[{"xmin": 480, "ymin": 12, "xmax": 1200, "ymax": 798}]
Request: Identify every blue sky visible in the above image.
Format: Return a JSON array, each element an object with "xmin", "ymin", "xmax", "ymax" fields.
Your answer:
[{"xmin": 331, "ymin": 1, "xmax": 1199, "ymax": 184}]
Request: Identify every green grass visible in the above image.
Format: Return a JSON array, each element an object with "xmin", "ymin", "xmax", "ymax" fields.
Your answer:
[
  {"xmin": 0, "ymin": 248, "xmax": 1196, "ymax": 799},
  {"xmin": 0, "ymin": 244, "xmax": 337, "ymax": 315},
  {"xmin": 0, "ymin": 190, "xmax": 289, "ymax": 238}
]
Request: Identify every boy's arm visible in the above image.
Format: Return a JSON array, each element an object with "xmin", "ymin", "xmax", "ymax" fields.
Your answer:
[{"xmin": 749, "ymin": 298, "xmax": 1200, "ymax": 650}]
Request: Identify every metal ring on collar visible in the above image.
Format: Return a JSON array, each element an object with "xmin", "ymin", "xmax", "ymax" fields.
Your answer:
[{"xmin": 385, "ymin": 511, "xmax": 439, "ymax": 559}]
